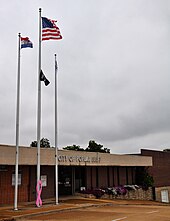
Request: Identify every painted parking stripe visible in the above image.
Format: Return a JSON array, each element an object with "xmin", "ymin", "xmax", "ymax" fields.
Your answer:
[
  {"xmin": 146, "ymin": 210, "xmax": 159, "ymax": 214},
  {"xmin": 112, "ymin": 217, "xmax": 127, "ymax": 221}
]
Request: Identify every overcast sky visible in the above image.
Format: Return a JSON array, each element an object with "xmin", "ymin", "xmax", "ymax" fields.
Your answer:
[{"xmin": 0, "ymin": 0, "xmax": 170, "ymax": 154}]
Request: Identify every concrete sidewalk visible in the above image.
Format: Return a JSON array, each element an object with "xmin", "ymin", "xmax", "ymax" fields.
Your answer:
[{"xmin": 0, "ymin": 197, "xmax": 113, "ymax": 221}]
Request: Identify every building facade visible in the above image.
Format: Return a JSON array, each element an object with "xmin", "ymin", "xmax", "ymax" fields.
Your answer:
[
  {"xmin": 141, "ymin": 149, "xmax": 170, "ymax": 203},
  {"xmin": 0, "ymin": 145, "xmax": 152, "ymax": 205}
]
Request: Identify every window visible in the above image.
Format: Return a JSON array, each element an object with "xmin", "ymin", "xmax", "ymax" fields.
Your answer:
[{"xmin": 0, "ymin": 165, "xmax": 8, "ymax": 171}]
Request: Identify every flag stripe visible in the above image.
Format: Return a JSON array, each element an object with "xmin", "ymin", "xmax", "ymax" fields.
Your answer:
[
  {"xmin": 42, "ymin": 33, "xmax": 62, "ymax": 40},
  {"xmin": 42, "ymin": 32, "xmax": 62, "ymax": 39},
  {"xmin": 42, "ymin": 28, "xmax": 60, "ymax": 32},
  {"xmin": 42, "ymin": 36, "xmax": 62, "ymax": 41},
  {"xmin": 42, "ymin": 33, "xmax": 62, "ymax": 37},
  {"xmin": 42, "ymin": 32, "xmax": 61, "ymax": 36},
  {"xmin": 21, "ymin": 37, "xmax": 29, "ymax": 41},
  {"xmin": 42, "ymin": 31, "xmax": 61, "ymax": 36},
  {"xmin": 21, "ymin": 43, "xmax": 33, "ymax": 48},
  {"xmin": 42, "ymin": 35, "xmax": 62, "ymax": 40}
]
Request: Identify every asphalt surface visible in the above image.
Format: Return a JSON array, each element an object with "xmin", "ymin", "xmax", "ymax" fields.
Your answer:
[{"xmin": 0, "ymin": 197, "xmax": 169, "ymax": 221}]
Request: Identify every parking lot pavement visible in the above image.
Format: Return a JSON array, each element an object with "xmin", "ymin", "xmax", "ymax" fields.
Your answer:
[
  {"xmin": 0, "ymin": 198, "xmax": 169, "ymax": 221},
  {"xmin": 23, "ymin": 203, "xmax": 170, "ymax": 221},
  {"xmin": 0, "ymin": 197, "xmax": 112, "ymax": 221}
]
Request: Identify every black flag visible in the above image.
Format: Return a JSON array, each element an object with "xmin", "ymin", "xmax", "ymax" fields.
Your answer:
[{"xmin": 40, "ymin": 70, "xmax": 50, "ymax": 86}]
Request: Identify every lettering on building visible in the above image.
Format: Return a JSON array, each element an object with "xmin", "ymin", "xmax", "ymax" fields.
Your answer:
[{"xmin": 58, "ymin": 155, "xmax": 101, "ymax": 163}]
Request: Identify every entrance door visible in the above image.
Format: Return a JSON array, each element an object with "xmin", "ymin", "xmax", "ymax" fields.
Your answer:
[
  {"xmin": 58, "ymin": 166, "xmax": 72, "ymax": 195},
  {"xmin": 75, "ymin": 167, "xmax": 86, "ymax": 192}
]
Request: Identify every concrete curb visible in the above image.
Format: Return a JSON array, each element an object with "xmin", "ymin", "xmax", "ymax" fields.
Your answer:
[{"xmin": 0, "ymin": 202, "xmax": 113, "ymax": 221}]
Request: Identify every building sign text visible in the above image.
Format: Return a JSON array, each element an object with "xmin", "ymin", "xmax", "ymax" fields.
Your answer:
[{"xmin": 58, "ymin": 155, "xmax": 100, "ymax": 163}]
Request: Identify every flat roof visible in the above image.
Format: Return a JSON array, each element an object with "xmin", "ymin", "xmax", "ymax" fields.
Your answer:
[{"xmin": 0, "ymin": 145, "xmax": 152, "ymax": 167}]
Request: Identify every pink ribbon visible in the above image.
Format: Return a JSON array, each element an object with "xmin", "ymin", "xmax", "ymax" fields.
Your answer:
[{"xmin": 36, "ymin": 180, "xmax": 42, "ymax": 207}]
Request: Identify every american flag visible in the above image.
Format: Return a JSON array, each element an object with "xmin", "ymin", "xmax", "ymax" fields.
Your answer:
[{"xmin": 42, "ymin": 17, "xmax": 62, "ymax": 41}]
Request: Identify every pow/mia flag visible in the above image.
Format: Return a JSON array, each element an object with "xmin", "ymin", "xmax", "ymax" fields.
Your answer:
[{"xmin": 40, "ymin": 70, "xmax": 50, "ymax": 86}]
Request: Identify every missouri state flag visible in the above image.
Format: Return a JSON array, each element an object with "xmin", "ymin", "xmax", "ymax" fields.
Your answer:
[
  {"xmin": 42, "ymin": 17, "xmax": 62, "ymax": 41},
  {"xmin": 21, "ymin": 37, "xmax": 33, "ymax": 49}
]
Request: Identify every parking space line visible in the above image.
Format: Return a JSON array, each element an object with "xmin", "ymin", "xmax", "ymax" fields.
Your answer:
[
  {"xmin": 146, "ymin": 210, "xmax": 159, "ymax": 214},
  {"xmin": 112, "ymin": 217, "xmax": 127, "ymax": 221}
]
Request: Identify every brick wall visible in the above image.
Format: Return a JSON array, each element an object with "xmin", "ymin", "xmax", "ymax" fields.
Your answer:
[
  {"xmin": 29, "ymin": 166, "xmax": 36, "ymax": 201},
  {"xmin": 113, "ymin": 167, "xmax": 119, "ymax": 186},
  {"xmin": 41, "ymin": 166, "xmax": 55, "ymax": 199},
  {"xmin": 119, "ymin": 167, "xmax": 127, "ymax": 185},
  {"xmin": 86, "ymin": 167, "xmax": 92, "ymax": 189},
  {"xmin": 0, "ymin": 164, "xmax": 139, "ymax": 205},
  {"xmin": 108, "ymin": 167, "xmax": 114, "ymax": 187},
  {"xmin": 86, "ymin": 167, "xmax": 97, "ymax": 189},
  {"xmin": 98, "ymin": 167, "xmax": 107, "ymax": 188},
  {"xmin": 141, "ymin": 149, "xmax": 170, "ymax": 187},
  {"xmin": 28, "ymin": 166, "xmax": 55, "ymax": 201},
  {"xmin": 0, "ymin": 166, "xmax": 29, "ymax": 204},
  {"xmin": 85, "ymin": 166, "xmax": 136, "ymax": 190}
]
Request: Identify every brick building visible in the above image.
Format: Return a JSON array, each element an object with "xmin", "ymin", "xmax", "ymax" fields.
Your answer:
[
  {"xmin": 141, "ymin": 149, "xmax": 170, "ymax": 203},
  {"xmin": 0, "ymin": 145, "xmax": 152, "ymax": 205}
]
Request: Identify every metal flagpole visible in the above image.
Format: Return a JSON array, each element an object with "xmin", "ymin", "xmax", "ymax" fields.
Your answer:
[
  {"xmin": 14, "ymin": 32, "xmax": 21, "ymax": 211},
  {"xmin": 36, "ymin": 8, "xmax": 42, "ymax": 207},
  {"xmin": 54, "ymin": 54, "xmax": 59, "ymax": 205}
]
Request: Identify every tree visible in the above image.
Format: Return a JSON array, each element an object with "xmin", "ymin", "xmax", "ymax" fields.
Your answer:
[
  {"xmin": 30, "ymin": 138, "xmax": 51, "ymax": 148},
  {"xmin": 62, "ymin": 141, "xmax": 110, "ymax": 153},
  {"xmin": 163, "ymin": 149, "xmax": 170, "ymax": 152},
  {"xmin": 136, "ymin": 167, "xmax": 154, "ymax": 189},
  {"xmin": 30, "ymin": 141, "xmax": 37, "ymax": 147},
  {"xmin": 85, "ymin": 140, "xmax": 110, "ymax": 153},
  {"xmin": 63, "ymin": 144, "xmax": 84, "ymax": 151}
]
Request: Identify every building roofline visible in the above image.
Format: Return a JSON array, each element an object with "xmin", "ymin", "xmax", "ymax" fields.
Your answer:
[{"xmin": 0, "ymin": 144, "xmax": 152, "ymax": 167}]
